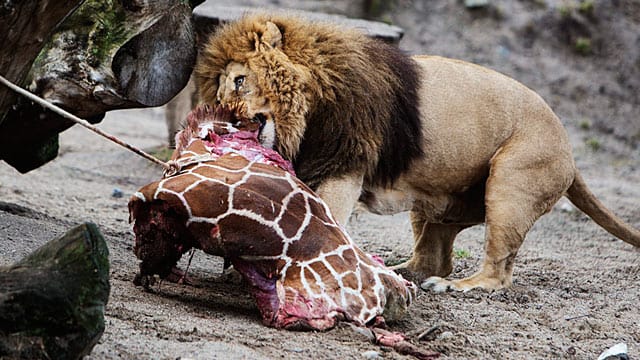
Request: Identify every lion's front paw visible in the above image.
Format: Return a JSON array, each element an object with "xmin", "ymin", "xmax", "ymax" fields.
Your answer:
[
  {"xmin": 421, "ymin": 274, "xmax": 507, "ymax": 293},
  {"xmin": 420, "ymin": 276, "xmax": 462, "ymax": 293},
  {"xmin": 421, "ymin": 276, "xmax": 485, "ymax": 293}
]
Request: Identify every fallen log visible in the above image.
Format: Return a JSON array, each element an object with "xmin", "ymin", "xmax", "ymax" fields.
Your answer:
[{"xmin": 0, "ymin": 222, "xmax": 110, "ymax": 360}]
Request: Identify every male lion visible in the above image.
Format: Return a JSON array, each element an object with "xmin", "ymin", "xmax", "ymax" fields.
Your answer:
[{"xmin": 194, "ymin": 14, "xmax": 640, "ymax": 292}]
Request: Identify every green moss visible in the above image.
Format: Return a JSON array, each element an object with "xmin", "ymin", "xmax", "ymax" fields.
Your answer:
[
  {"xmin": 84, "ymin": 1, "xmax": 130, "ymax": 66},
  {"xmin": 533, "ymin": 0, "xmax": 548, "ymax": 8},
  {"xmin": 578, "ymin": 0, "xmax": 595, "ymax": 15},
  {"xmin": 579, "ymin": 119, "xmax": 591, "ymax": 130},
  {"xmin": 147, "ymin": 146, "xmax": 175, "ymax": 162},
  {"xmin": 558, "ymin": 4, "xmax": 572, "ymax": 18},
  {"xmin": 364, "ymin": 0, "xmax": 397, "ymax": 20},
  {"xmin": 53, "ymin": 0, "xmax": 131, "ymax": 67},
  {"xmin": 585, "ymin": 137, "xmax": 601, "ymax": 151},
  {"xmin": 574, "ymin": 37, "xmax": 592, "ymax": 55},
  {"xmin": 380, "ymin": 14, "xmax": 395, "ymax": 26},
  {"xmin": 453, "ymin": 248, "xmax": 471, "ymax": 259}
]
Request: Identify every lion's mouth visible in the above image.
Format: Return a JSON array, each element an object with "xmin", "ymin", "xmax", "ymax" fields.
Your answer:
[
  {"xmin": 253, "ymin": 113, "xmax": 267, "ymax": 132},
  {"xmin": 253, "ymin": 112, "xmax": 276, "ymax": 150}
]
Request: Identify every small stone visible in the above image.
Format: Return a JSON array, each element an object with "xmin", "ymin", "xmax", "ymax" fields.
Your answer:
[
  {"xmin": 439, "ymin": 331, "xmax": 454, "ymax": 340},
  {"xmin": 597, "ymin": 343, "xmax": 628, "ymax": 360},
  {"xmin": 558, "ymin": 200, "xmax": 575, "ymax": 213},
  {"xmin": 347, "ymin": 323, "xmax": 375, "ymax": 342},
  {"xmin": 464, "ymin": 0, "xmax": 489, "ymax": 8},
  {"xmin": 497, "ymin": 45, "xmax": 510, "ymax": 58},
  {"xmin": 362, "ymin": 350, "xmax": 382, "ymax": 359},
  {"xmin": 111, "ymin": 188, "xmax": 124, "ymax": 198}
]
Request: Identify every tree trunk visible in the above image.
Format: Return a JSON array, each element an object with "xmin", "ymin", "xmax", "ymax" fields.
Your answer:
[
  {"xmin": 0, "ymin": 222, "xmax": 110, "ymax": 360},
  {"xmin": 0, "ymin": 0, "xmax": 203, "ymax": 173}
]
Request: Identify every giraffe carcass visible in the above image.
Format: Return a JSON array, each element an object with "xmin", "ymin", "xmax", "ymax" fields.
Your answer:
[{"xmin": 128, "ymin": 105, "xmax": 417, "ymax": 331}]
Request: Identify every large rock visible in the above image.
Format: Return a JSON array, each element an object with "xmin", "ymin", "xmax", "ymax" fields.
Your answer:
[{"xmin": 192, "ymin": 3, "xmax": 404, "ymax": 44}]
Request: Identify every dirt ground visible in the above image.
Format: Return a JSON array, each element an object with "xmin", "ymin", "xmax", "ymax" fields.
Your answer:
[{"xmin": 1, "ymin": 0, "xmax": 639, "ymax": 359}]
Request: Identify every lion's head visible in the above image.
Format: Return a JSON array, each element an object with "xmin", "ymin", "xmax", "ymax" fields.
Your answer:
[
  {"xmin": 195, "ymin": 13, "xmax": 423, "ymax": 190},
  {"xmin": 195, "ymin": 17, "xmax": 313, "ymax": 161}
]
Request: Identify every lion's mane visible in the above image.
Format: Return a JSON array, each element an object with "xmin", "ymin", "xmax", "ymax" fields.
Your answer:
[{"xmin": 195, "ymin": 13, "xmax": 423, "ymax": 189}]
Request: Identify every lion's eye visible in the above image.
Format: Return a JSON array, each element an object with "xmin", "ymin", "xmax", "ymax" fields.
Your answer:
[{"xmin": 234, "ymin": 76, "xmax": 245, "ymax": 90}]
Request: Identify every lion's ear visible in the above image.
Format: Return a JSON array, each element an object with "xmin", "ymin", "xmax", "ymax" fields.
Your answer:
[{"xmin": 261, "ymin": 21, "xmax": 283, "ymax": 49}]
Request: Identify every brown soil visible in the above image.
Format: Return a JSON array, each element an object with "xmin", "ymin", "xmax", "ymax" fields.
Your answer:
[{"xmin": 1, "ymin": 1, "xmax": 638, "ymax": 359}]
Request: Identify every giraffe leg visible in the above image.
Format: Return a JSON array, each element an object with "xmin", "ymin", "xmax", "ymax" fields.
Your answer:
[
  {"xmin": 392, "ymin": 212, "xmax": 466, "ymax": 283},
  {"xmin": 422, "ymin": 144, "xmax": 571, "ymax": 292}
]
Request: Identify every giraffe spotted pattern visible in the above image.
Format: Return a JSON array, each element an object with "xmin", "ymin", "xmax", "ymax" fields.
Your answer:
[{"xmin": 129, "ymin": 104, "xmax": 417, "ymax": 331}]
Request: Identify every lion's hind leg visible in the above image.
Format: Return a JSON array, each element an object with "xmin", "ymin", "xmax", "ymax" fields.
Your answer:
[
  {"xmin": 422, "ymin": 144, "xmax": 572, "ymax": 292},
  {"xmin": 392, "ymin": 212, "xmax": 466, "ymax": 283}
]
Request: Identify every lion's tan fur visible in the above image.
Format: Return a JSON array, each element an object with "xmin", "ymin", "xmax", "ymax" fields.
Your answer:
[{"xmin": 195, "ymin": 14, "xmax": 640, "ymax": 292}]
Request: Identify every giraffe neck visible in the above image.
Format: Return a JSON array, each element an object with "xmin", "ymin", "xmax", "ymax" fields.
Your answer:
[{"xmin": 176, "ymin": 123, "xmax": 295, "ymax": 176}]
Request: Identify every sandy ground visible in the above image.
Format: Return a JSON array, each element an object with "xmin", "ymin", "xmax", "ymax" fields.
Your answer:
[{"xmin": 1, "ymin": 0, "xmax": 639, "ymax": 359}]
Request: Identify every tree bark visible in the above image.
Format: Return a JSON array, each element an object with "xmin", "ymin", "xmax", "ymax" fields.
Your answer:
[
  {"xmin": 0, "ymin": 0, "xmax": 83, "ymax": 124},
  {"xmin": 0, "ymin": 222, "xmax": 110, "ymax": 360}
]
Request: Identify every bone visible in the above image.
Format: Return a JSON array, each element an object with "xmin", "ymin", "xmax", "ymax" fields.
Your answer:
[{"xmin": 129, "ymin": 104, "xmax": 417, "ymax": 331}]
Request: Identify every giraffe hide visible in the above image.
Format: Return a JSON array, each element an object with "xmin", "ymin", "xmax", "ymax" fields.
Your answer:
[{"xmin": 129, "ymin": 104, "xmax": 417, "ymax": 331}]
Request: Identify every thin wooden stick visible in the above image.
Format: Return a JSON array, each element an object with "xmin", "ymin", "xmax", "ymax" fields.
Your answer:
[{"xmin": 0, "ymin": 74, "xmax": 174, "ymax": 173}]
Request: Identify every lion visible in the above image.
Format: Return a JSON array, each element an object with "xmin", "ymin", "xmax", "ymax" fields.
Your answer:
[{"xmin": 194, "ymin": 13, "xmax": 640, "ymax": 292}]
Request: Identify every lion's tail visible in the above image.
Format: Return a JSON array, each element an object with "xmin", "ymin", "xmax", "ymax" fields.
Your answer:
[{"xmin": 566, "ymin": 172, "xmax": 640, "ymax": 247}]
